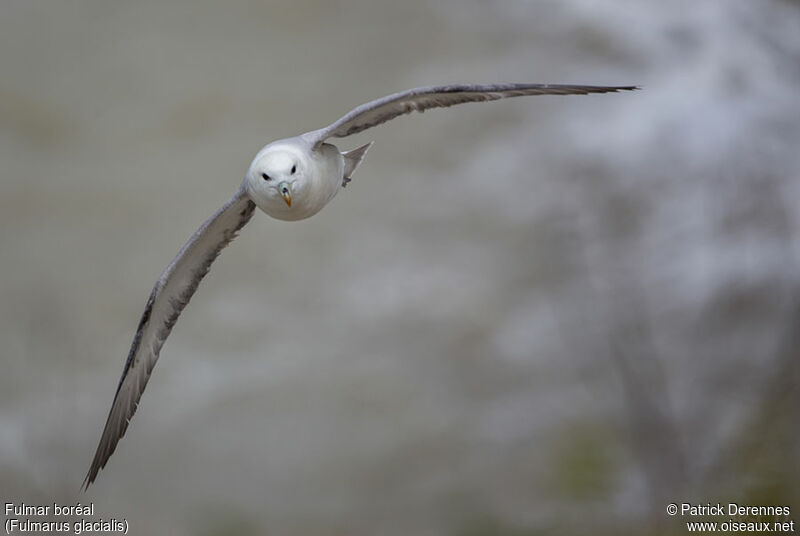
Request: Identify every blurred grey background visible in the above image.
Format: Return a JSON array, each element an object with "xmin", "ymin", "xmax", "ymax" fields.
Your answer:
[{"xmin": 2, "ymin": 0, "xmax": 799, "ymax": 534}]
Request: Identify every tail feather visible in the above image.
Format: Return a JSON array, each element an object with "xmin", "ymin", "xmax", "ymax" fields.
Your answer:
[{"xmin": 342, "ymin": 142, "xmax": 373, "ymax": 184}]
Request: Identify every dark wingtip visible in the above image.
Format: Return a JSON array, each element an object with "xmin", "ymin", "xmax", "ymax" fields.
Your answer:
[
  {"xmin": 600, "ymin": 85, "xmax": 639, "ymax": 92},
  {"xmin": 567, "ymin": 85, "xmax": 640, "ymax": 95},
  {"xmin": 595, "ymin": 85, "xmax": 639, "ymax": 92},
  {"xmin": 81, "ymin": 459, "xmax": 102, "ymax": 491},
  {"xmin": 80, "ymin": 472, "xmax": 92, "ymax": 493}
]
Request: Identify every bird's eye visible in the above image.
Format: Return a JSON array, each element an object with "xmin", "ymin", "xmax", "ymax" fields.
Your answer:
[
  {"xmin": 261, "ymin": 173, "xmax": 271, "ymax": 181},
  {"xmin": 291, "ymin": 165, "xmax": 296, "ymax": 174}
]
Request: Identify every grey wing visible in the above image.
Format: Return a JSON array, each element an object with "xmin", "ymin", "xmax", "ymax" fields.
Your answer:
[
  {"xmin": 83, "ymin": 187, "xmax": 256, "ymax": 490},
  {"xmin": 303, "ymin": 83, "xmax": 638, "ymax": 146}
]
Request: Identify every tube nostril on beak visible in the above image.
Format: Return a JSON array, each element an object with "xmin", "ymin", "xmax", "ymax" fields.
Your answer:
[{"xmin": 278, "ymin": 181, "xmax": 292, "ymax": 207}]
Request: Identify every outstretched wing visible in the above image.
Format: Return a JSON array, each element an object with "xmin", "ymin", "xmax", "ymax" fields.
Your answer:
[
  {"xmin": 304, "ymin": 83, "xmax": 637, "ymax": 146},
  {"xmin": 83, "ymin": 187, "xmax": 256, "ymax": 489}
]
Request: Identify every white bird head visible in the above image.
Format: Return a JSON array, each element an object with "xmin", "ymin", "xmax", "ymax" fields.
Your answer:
[{"xmin": 245, "ymin": 142, "xmax": 312, "ymax": 221}]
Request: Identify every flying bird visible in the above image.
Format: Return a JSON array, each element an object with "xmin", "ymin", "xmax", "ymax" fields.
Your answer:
[{"xmin": 83, "ymin": 83, "xmax": 637, "ymax": 489}]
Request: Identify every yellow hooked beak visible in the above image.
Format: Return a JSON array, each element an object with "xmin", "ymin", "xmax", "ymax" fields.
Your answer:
[{"xmin": 279, "ymin": 182, "xmax": 292, "ymax": 207}]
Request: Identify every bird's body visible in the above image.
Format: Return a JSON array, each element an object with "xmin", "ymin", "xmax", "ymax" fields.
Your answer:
[{"xmin": 83, "ymin": 82, "xmax": 637, "ymax": 489}]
